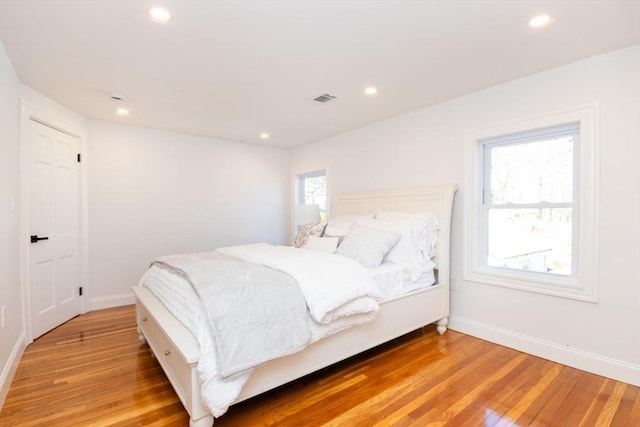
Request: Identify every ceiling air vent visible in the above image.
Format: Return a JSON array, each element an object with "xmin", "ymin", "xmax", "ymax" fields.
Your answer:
[{"xmin": 312, "ymin": 93, "xmax": 337, "ymax": 103}]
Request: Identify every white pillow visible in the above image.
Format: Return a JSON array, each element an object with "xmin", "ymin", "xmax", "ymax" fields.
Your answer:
[
  {"xmin": 303, "ymin": 236, "xmax": 340, "ymax": 254},
  {"xmin": 358, "ymin": 218, "xmax": 434, "ymax": 281},
  {"xmin": 375, "ymin": 211, "xmax": 440, "ymax": 259},
  {"xmin": 336, "ymin": 224, "xmax": 400, "ymax": 268},
  {"xmin": 324, "ymin": 213, "xmax": 375, "ymax": 237}
]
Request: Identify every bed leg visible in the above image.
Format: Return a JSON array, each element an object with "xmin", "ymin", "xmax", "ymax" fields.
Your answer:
[
  {"xmin": 190, "ymin": 415, "xmax": 214, "ymax": 427},
  {"xmin": 137, "ymin": 326, "xmax": 147, "ymax": 344},
  {"xmin": 436, "ymin": 317, "xmax": 448, "ymax": 335}
]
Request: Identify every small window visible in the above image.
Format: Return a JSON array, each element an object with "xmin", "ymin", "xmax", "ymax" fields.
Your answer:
[
  {"xmin": 296, "ymin": 170, "xmax": 327, "ymax": 221},
  {"xmin": 464, "ymin": 105, "xmax": 599, "ymax": 302}
]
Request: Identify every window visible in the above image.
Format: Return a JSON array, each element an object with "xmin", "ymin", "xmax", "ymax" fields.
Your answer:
[
  {"xmin": 296, "ymin": 170, "xmax": 327, "ymax": 221},
  {"xmin": 483, "ymin": 124, "xmax": 578, "ymax": 276},
  {"xmin": 464, "ymin": 105, "xmax": 599, "ymax": 301}
]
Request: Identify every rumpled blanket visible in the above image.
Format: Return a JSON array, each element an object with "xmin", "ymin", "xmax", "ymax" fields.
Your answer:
[
  {"xmin": 152, "ymin": 252, "xmax": 311, "ymax": 379},
  {"xmin": 217, "ymin": 243, "xmax": 383, "ymax": 323}
]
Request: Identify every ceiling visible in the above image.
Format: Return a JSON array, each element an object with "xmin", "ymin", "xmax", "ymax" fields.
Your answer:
[{"xmin": 0, "ymin": 1, "xmax": 639, "ymax": 148}]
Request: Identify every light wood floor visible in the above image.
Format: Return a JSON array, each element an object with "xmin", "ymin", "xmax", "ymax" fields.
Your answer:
[{"xmin": 1, "ymin": 306, "xmax": 638, "ymax": 426}]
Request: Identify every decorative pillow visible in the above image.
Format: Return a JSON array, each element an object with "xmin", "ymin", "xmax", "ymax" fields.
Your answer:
[
  {"xmin": 303, "ymin": 236, "xmax": 340, "ymax": 254},
  {"xmin": 375, "ymin": 211, "xmax": 440, "ymax": 259},
  {"xmin": 336, "ymin": 224, "xmax": 401, "ymax": 268},
  {"xmin": 358, "ymin": 218, "xmax": 435, "ymax": 281},
  {"xmin": 324, "ymin": 213, "xmax": 375, "ymax": 237},
  {"xmin": 294, "ymin": 222, "xmax": 326, "ymax": 248}
]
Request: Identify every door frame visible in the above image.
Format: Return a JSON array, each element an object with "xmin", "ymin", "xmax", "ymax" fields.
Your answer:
[{"xmin": 19, "ymin": 102, "xmax": 89, "ymax": 344}]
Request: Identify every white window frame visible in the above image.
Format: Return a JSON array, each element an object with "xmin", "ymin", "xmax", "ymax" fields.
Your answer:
[
  {"xmin": 481, "ymin": 123, "xmax": 580, "ymax": 278},
  {"xmin": 296, "ymin": 170, "xmax": 327, "ymax": 206},
  {"xmin": 464, "ymin": 104, "xmax": 599, "ymax": 302}
]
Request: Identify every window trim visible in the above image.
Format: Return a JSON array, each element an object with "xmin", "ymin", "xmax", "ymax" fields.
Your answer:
[{"xmin": 463, "ymin": 104, "xmax": 599, "ymax": 302}]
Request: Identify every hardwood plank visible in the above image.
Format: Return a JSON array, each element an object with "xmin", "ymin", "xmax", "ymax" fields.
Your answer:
[
  {"xmin": 596, "ymin": 382, "xmax": 628, "ymax": 426},
  {"xmin": 1, "ymin": 305, "xmax": 638, "ymax": 426},
  {"xmin": 626, "ymin": 385, "xmax": 640, "ymax": 426},
  {"xmin": 442, "ymin": 354, "xmax": 549, "ymax": 426},
  {"xmin": 611, "ymin": 384, "xmax": 640, "ymax": 426},
  {"xmin": 578, "ymin": 379, "xmax": 617, "ymax": 427},
  {"xmin": 527, "ymin": 365, "xmax": 583, "ymax": 426},
  {"xmin": 549, "ymin": 369, "xmax": 607, "ymax": 426},
  {"xmin": 412, "ymin": 353, "xmax": 530, "ymax": 425}
]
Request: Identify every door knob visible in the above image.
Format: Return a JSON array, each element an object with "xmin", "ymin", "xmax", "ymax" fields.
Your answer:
[{"xmin": 30, "ymin": 235, "xmax": 49, "ymax": 243}]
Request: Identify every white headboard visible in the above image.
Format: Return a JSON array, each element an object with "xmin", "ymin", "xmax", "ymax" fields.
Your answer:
[{"xmin": 332, "ymin": 184, "xmax": 458, "ymax": 285}]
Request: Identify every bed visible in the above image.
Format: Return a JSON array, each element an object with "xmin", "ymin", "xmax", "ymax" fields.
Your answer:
[{"xmin": 132, "ymin": 184, "xmax": 457, "ymax": 427}]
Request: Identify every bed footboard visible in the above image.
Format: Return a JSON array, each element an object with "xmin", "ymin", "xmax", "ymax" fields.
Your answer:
[
  {"xmin": 134, "ymin": 282, "xmax": 448, "ymax": 425},
  {"xmin": 133, "ymin": 286, "xmax": 213, "ymax": 427}
]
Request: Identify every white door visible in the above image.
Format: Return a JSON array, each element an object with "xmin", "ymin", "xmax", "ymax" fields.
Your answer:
[{"xmin": 28, "ymin": 119, "xmax": 81, "ymax": 339}]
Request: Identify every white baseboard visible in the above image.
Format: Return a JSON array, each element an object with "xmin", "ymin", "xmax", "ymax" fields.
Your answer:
[
  {"xmin": 449, "ymin": 315, "xmax": 640, "ymax": 387},
  {"xmin": 89, "ymin": 293, "xmax": 135, "ymax": 311},
  {"xmin": 0, "ymin": 331, "xmax": 26, "ymax": 410}
]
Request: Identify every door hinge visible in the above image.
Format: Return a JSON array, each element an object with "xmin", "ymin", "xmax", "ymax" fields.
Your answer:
[
  {"xmin": 79, "ymin": 286, "xmax": 83, "ymax": 296},
  {"xmin": 77, "ymin": 153, "xmax": 81, "ymax": 163}
]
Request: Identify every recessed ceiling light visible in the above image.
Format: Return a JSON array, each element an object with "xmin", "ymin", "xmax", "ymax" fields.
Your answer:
[
  {"xmin": 260, "ymin": 133, "xmax": 270, "ymax": 139},
  {"xmin": 116, "ymin": 108, "xmax": 130, "ymax": 116},
  {"xmin": 150, "ymin": 7, "xmax": 171, "ymax": 24},
  {"xmin": 364, "ymin": 87, "xmax": 378, "ymax": 95},
  {"xmin": 529, "ymin": 14, "xmax": 553, "ymax": 28}
]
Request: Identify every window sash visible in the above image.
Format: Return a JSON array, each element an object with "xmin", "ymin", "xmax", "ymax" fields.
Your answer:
[
  {"xmin": 481, "ymin": 124, "xmax": 579, "ymax": 206},
  {"xmin": 480, "ymin": 205, "xmax": 577, "ymax": 277},
  {"xmin": 479, "ymin": 124, "xmax": 580, "ymax": 279}
]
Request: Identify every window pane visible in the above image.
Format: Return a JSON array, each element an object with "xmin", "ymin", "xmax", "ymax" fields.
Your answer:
[
  {"xmin": 487, "ymin": 208, "xmax": 572, "ymax": 275},
  {"xmin": 303, "ymin": 175, "xmax": 327, "ymax": 221},
  {"xmin": 489, "ymin": 135, "xmax": 574, "ymax": 204}
]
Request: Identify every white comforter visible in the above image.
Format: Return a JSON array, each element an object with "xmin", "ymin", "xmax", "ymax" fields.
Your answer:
[
  {"xmin": 140, "ymin": 243, "xmax": 383, "ymax": 417},
  {"xmin": 217, "ymin": 243, "xmax": 383, "ymax": 323},
  {"xmin": 151, "ymin": 253, "xmax": 311, "ymax": 379}
]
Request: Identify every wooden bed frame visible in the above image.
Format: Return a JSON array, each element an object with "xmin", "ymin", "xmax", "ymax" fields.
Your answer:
[{"xmin": 132, "ymin": 184, "xmax": 457, "ymax": 426}]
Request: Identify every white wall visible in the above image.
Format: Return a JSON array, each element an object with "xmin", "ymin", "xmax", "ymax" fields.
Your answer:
[
  {"xmin": 0, "ymin": 40, "xmax": 22, "ymax": 407},
  {"xmin": 291, "ymin": 45, "xmax": 640, "ymax": 385},
  {"xmin": 88, "ymin": 121, "xmax": 290, "ymax": 309}
]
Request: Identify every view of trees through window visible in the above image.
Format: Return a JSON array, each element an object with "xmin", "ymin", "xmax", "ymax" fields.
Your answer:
[
  {"xmin": 484, "ymin": 131, "xmax": 576, "ymax": 275},
  {"xmin": 300, "ymin": 172, "xmax": 327, "ymax": 221}
]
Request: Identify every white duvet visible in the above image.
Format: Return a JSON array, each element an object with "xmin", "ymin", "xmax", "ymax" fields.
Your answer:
[
  {"xmin": 217, "ymin": 243, "xmax": 383, "ymax": 323},
  {"xmin": 140, "ymin": 243, "xmax": 383, "ymax": 417}
]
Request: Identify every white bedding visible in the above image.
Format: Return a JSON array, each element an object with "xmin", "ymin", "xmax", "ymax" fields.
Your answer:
[
  {"xmin": 216, "ymin": 244, "xmax": 382, "ymax": 323},
  {"xmin": 370, "ymin": 262, "xmax": 436, "ymax": 299},
  {"xmin": 369, "ymin": 262, "xmax": 404, "ymax": 298},
  {"xmin": 141, "ymin": 244, "xmax": 382, "ymax": 416},
  {"xmin": 139, "ymin": 244, "xmax": 436, "ymax": 417},
  {"xmin": 151, "ymin": 253, "xmax": 310, "ymax": 379},
  {"xmin": 141, "ymin": 265, "xmax": 244, "ymax": 416}
]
